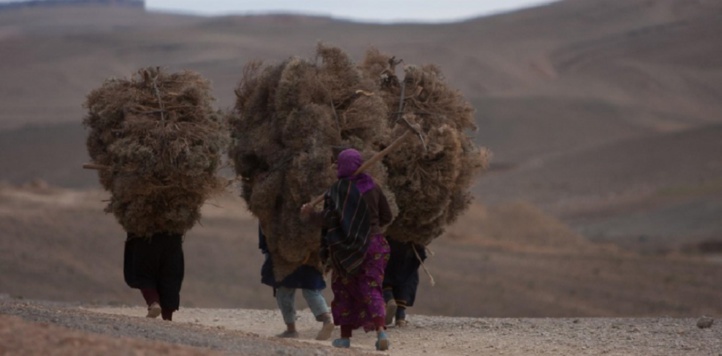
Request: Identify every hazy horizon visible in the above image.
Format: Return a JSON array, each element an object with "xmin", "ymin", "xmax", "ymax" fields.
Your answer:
[{"xmin": 0, "ymin": 0, "xmax": 560, "ymax": 23}]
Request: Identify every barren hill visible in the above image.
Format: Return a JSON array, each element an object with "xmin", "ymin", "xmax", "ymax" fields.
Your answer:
[
  {"xmin": 1, "ymin": 0, "xmax": 721, "ymax": 326},
  {"xmin": 2, "ymin": 184, "xmax": 721, "ymax": 319}
]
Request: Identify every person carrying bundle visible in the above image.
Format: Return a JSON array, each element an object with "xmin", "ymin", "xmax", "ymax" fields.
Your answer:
[
  {"xmin": 258, "ymin": 225, "xmax": 334, "ymax": 340},
  {"xmin": 82, "ymin": 67, "xmax": 229, "ymax": 322},
  {"xmin": 300, "ymin": 148, "xmax": 393, "ymax": 351}
]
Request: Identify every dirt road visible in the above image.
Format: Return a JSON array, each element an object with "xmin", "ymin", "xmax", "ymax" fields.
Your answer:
[{"xmin": 1, "ymin": 296, "xmax": 720, "ymax": 355}]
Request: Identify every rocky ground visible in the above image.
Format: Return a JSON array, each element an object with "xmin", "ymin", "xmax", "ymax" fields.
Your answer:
[{"xmin": 2, "ymin": 296, "xmax": 721, "ymax": 355}]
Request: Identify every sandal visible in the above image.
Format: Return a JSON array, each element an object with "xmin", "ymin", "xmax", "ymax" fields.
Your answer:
[
  {"xmin": 332, "ymin": 338, "xmax": 351, "ymax": 348},
  {"xmin": 375, "ymin": 331, "xmax": 390, "ymax": 351}
]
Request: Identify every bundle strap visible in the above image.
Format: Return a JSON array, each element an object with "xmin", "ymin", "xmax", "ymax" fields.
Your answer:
[{"xmin": 413, "ymin": 244, "xmax": 435, "ymax": 287}]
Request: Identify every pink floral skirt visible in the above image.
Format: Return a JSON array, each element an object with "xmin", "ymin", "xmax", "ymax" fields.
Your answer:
[{"xmin": 330, "ymin": 234, "xmax": 390, "ymax": 332}]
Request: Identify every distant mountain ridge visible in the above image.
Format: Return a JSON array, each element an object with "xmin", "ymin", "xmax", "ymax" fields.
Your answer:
[{"xmin": 0, "ymin": 0, "xmax": 143, "ymax": 11}]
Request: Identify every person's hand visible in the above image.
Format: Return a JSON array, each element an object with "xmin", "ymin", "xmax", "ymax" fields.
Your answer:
[{"xmin": 300, "ymin": 203, "xmax": 314, "ymax": 216}]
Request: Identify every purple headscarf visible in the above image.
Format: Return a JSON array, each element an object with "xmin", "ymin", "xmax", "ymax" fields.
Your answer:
[{"xmin": 336, "ymin": 148, "xmax": 375, "ymax": 194}]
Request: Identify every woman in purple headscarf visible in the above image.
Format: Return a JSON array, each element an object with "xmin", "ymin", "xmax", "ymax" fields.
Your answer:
[{"xmin": 301, "ymin": 148, "xmax": 393, "ymax": 350}]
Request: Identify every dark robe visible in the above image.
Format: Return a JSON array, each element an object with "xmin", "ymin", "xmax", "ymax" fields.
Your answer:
[
  {"xmin": 124, "ymin": 232, "xmax": 184, "ymax": 311},
  {"xmin": 383, "ymin": 237, "xmax": 426, "ymax": 307},
  {"xmin": 321, "ymin": 178, "xmax": 372, "ymax": 276}
]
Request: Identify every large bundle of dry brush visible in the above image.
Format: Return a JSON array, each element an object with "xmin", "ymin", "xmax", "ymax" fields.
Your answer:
[
  {"xmin": 359, "ymin": 48, "xmax": 490, "ymax": 246},
  {"xmin": 83, "ymin": 67, "xmax": 229, "ymax": 237},
  {"xmin": 229, "ymin": 44, "xmax": 488, "ymax": 281}
]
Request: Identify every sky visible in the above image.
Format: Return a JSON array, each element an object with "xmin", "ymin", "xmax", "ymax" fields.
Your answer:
[{"xmin": 144, "ymin": 0, "xmax": 559, "ymax": 24}]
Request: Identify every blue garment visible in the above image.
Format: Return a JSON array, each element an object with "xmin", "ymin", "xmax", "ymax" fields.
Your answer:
[
  {"xmin": 275, "ymin": 286, "xmax": 330, "ymax": 323},
  {"xmin": 259, "ymin": 226, "xmax": 326, "ymax": 290}
]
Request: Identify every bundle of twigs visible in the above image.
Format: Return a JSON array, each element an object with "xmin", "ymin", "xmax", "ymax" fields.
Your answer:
[
  {"xmin": 229, "ymin": 44, "xmax": 488, "ymax": 282},
  {"xmin": 83, "ymin": 67, "xmax": 229, "ymax": 236},
  {"xmin": 229, "ymin": 44, "xmax": 401, "ymax": 280},
  {"xmin": 360, "ymin": 48, "xmax": 490, "ymax": 245}
]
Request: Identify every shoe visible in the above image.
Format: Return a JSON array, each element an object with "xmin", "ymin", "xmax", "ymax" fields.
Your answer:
[
  {"xmin": 385, "ymin": 300, "xmax": 397, "ymax": 326},
  {"xmin": 316, "ymin": 321, "xmax": 335, "ymax": 341},
  {"xmin": 332, "ymin": 338, "xmax": 350, "ymax": 348},
  {"xmin": 276, "ymin": 330, "xmax": 299, "ymax": 338},
  {"xmin": 396, "ymin": 319, "xmax": 408, "ymax": 327},
  {"xmin": 146, "ymin": 302, "xmax": 161, "ymax": 319},
  {"xmin": 375, "ymin": 331, "xmax": 390, "ymax": 351}
]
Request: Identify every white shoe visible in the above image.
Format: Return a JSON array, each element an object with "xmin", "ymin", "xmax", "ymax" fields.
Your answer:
[{"xmin": 146, "ymin": 302, "xmax": 161, "ymax": 318}]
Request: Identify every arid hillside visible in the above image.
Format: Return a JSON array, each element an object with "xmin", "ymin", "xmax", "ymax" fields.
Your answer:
[
  {"xmin": 1, "ymin": 0, "xmax": 721, "ymax": 319},
  {"xmin": 2, "ymin": 183, "xmax": 721, "ymax": 319}
]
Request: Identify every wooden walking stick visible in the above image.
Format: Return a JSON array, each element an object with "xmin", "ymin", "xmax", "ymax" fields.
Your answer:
[{"xmin": 304, "ymin": 128, "xmax": 415, "ymax": 208}]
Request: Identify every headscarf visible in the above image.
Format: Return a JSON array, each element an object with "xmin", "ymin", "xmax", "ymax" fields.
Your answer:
[{"xmin": 336, "ymin": 148, "xmax": 375, "ymax": 194}]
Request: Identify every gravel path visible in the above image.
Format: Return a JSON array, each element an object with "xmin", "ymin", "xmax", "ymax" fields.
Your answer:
[{"xmin": 2, "ymin": 296, "xmax": 721, "ymax": 355}]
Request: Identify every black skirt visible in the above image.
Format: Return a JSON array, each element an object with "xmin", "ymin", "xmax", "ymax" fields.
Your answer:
[
  {"xmin": 382, "ymin": 238, "xmax": 426, "ymax": 306},
  {"xmin": 123, "ymin": 232, "xmax": 184, "ymax": 310}
]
